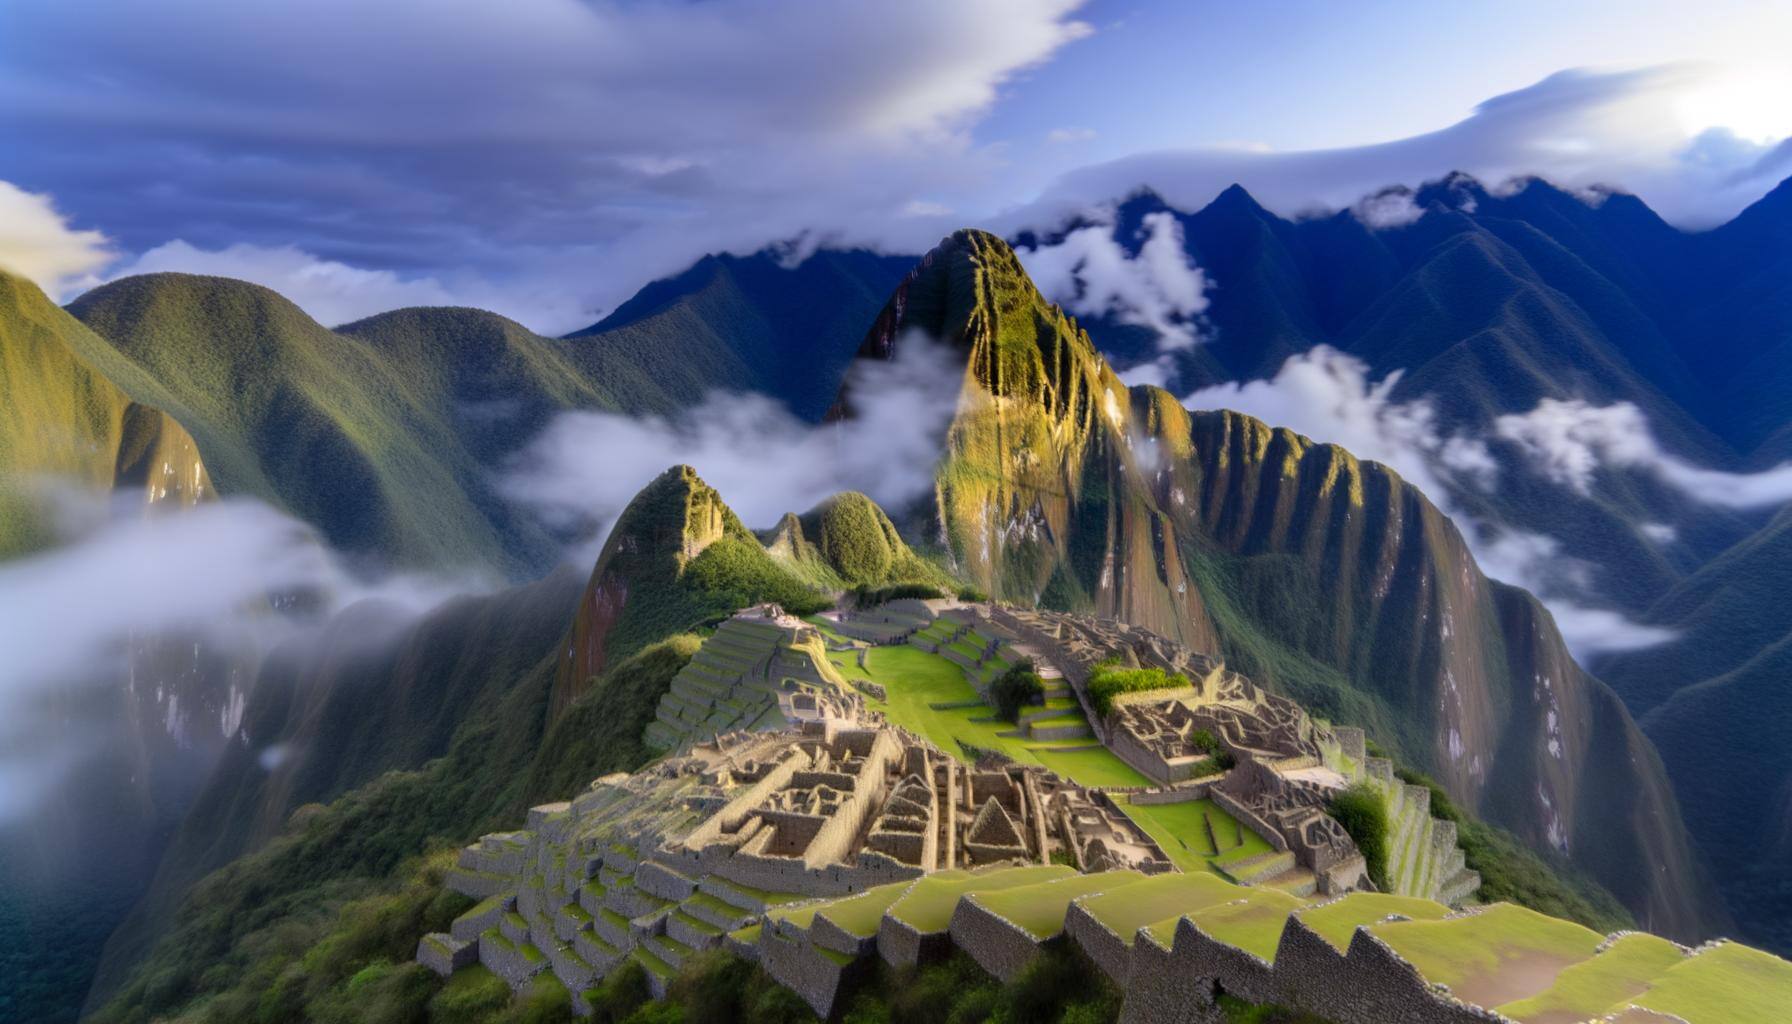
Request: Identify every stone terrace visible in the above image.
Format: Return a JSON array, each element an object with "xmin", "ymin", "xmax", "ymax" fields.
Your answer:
[
  {"xmin": 418, "ymin": 720, "xmax": 1166, "ymax": 1010},
  {"xmin": 644, "ymin": 605, "xmax": 861, "ymax": 753},
  {"xmin": 750, "ymin": 872, "xmax": 1792, "ymax": 1022}
]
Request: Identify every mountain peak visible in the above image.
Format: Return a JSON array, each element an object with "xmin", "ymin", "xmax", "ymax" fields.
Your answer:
[{"xmin": 1208, "ymin": 182, "xmax": 1271, "ymax": 215}]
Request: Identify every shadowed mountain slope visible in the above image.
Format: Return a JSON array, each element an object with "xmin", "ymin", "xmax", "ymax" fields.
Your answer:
[{"xmin": 569, "ymin": 248, "xmax": 913, "ymax": 422}]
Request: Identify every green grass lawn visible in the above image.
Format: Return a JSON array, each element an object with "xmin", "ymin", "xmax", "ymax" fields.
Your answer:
[
  {"xmin": 816, "ymin": 631, "xmax": 1150, "ymax": 789},
  {"xmin": 969, "ymin": 872, "xmax": 1148, "ymax": 939},
  {"xmin": 815, "ymin": 881, "xmax": 917, "ymax": 937},
  {"xmin": 1183, "ymin": 889, "xmax": 1309, "ymax": 961},
  {"xmin": 1117, "ymin": 797, "xmax": 1271, "ymax": 875},
  {"xmin": 1630, "ymin": 942, "xmax": 1792, "ymax": 1024},
  {"xmin": 1496, "ymin": 932, "xmax": 1686, "ymax": 1022},
  {"xmin": 1371, "ymin": 904, "xmax": 1602, "ymax": 1008},
  {"xmin": 1075, "ymin": 873, "xmax": 1238, "ymax": 943},
  {"xmin": 768, "ymin": 880, "xmax": 914, "ymax": 937},
  {"xmin": 1293, "ymin": 892, "xmax": 1449, "ymax": 953},
  {"xmin": 884, "ymin": 866, "xmax": 1073, "ymax": 932}
]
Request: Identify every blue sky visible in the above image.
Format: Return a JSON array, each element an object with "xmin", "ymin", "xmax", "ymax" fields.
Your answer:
[{"xmin": 1, "ymin": 0, "xmax": 1788, "ymax": 330}]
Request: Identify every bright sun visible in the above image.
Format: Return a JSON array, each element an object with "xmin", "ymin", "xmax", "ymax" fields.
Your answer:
[{"xmin": 1674, "ymin": 66, "xmax": 1792, "ymax": 144}]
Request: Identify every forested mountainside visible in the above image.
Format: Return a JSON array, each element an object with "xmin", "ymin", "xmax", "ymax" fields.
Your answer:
[{"xmin": 839, "ymin": 229, "xmax": 1720, "ymax": 939}]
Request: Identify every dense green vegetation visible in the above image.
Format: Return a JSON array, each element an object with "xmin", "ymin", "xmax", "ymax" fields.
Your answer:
[
  {"xmin": 988, "ymin": 659, "xmax": 1046, "ymax": 721},
  {"xmin": 1086, "ymin": 664, "xmax": 1190, "ymax": 718},
  {"xmin": 89, "ymin": 636, "xmax": 696, "ymax": 1024},
  {"xmin": 1392, "ymin": 767, "xmax": 1632, "ymax": 932},
  {"xmin": 0, "ymin": 270, "xmax": 209, "ymax": 557},
  {"xmin": 849, "ymin": 582, "xmax": 946, "ymax": 606},
  {"xmin": 1327, "ymin": 783, "xmax": 1391, "ymax": 891}
]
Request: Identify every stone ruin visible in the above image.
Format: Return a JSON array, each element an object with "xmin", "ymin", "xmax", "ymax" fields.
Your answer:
[
  {"xmin": 417, "ymin": 719, "xmax": 1168, "ymax": 1009},
  {"xmin": 984, "ymin": 605, "xmax": 1477, "ymax": 905}
]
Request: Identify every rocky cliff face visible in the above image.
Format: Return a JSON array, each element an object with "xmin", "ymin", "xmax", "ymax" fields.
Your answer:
[{"xmin": 841, "ymin": 230, "xmax": 1722, "ymax": 940}]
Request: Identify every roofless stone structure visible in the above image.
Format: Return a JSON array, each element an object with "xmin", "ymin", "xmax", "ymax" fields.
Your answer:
[{"xmin": 418, "ymin": 714, "xmax": 1166, "ymax": 1010}]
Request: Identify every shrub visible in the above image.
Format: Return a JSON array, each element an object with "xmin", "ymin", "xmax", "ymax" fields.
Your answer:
[
  {"xmin": 988, "ymin": 659, "xmax": 1046, "ymax": 721},
  {"xmin": 850, "ymin": 582, "xmax": 945, "ymax": 607},
  {"xmin": 955, "ymin": 585, "xmax": 989, "ymax": 603},
  {"xmin": 586, "ymin": 960, "xmax": 651, "ymax": 1023},
  {"xmin": 1086, "ymin": 663, "xmax": 1189, "ymax": 717},
  {"xmin": 1328, "ymin": 782, "xmax": 1390, "ymax": 890}
]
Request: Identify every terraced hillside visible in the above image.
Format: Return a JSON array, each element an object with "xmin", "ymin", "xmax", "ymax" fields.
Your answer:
[
  {"xmin": 642, "ymin": 611, "xmax": 857, "ymax": 752},
  {"xmin": 423, "ymin": 721, "xmax": 1172, "ymax": 1012},
  {"xmin": 840, "ymin": 229, "xmax": 1718, "ymax": 940},
  {"xmin": 767, "ymin": 870, "xmax": 1791, "ymax": 1022}
]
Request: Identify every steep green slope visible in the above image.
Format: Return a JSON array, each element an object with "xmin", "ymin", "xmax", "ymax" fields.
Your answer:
[
  {"xmin": 85, "ymin": 629, "xmax": 697, "ymax": 1024},
  {"xmin": 84, "ymin": 465, "xmax": 844, "ymax": 1017},
  {"xmin": 552, "ymin": 464, "xmax": 832, "ymax": 714},
  {"xmin": 82, "ymin": 569, "xmax": 586, "ymax": 1010},
  {"xmin": 0, "ymin": 270, "xmax": 213, "ymax": 554},
  {"xmin": 846, "ymin": 229, "xmax": 1721, "ymax": 940},
  {"xmin": 65, "ymin": 275, "xmax": 683, "ymax": 575},
  {"xmin": 761, "ymin": 490, "xmax": 953, "ymax": 590}
]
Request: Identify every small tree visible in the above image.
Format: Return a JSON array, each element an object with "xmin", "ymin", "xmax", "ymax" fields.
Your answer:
[
  {"xmin": 1328, "ymin": 782, "xmax": 1391, "ymax": 890},
  {"xmin": 989, "ymin": 659, "xmax": 1046, "ymax": 721}
]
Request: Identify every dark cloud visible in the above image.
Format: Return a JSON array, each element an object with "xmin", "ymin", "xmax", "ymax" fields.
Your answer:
[{"xmin": 0, "ymin": 0, "xmax": 1092, "ymax": 329}]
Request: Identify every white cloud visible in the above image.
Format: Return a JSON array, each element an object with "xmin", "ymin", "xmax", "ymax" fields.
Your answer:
[
  {"xmin": 1183, "ymin": 347, "xmax": 1676, "ymax": 658},
  {"xmin": 0, "ymin": 180, "xmax": 114, "ymax": 297},
  {"xmin": 1185, "ymin": 346, "xmax": 1489, "ymax": 502},
  {"xmin": 1351, "ymin": 187, "xmax": 1426, "ymax": 230},
  {"xmin": 1640, "ymin": 522, "xmax": 1678, "ymax": 544},
  {"xmin": 1022, "ymin": 65, "xmax": 1791, "ymax": 231},
  {"xmin": 1047, "ymin": 127, "xmax": 1097, "ymax": 144},
  {"xmin": 1496, "ymin": 398, "xmax": 1792, "ymax": 508},
  {"xmin": 95, "ymin": 241, "xmax": 596, "ymax": 333},
  {"xmin": 1018, "ymin": 210, "xmax": 1209, "ymax": 352},
  {"xmin": 0, "ymin": 488, "xmax": 483, "ymax": 819},
  {"xmin": 501, "ymin": 332, "xmax": 965, "ymax": 563}
]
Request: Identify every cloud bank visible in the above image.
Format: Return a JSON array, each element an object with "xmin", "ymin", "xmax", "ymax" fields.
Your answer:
[
  {"xmin": 1496, "ymin": 398, "xmax": 1792, "ymax": 508},
  {"xmin": 501, "ymin": 333, "xmax": 964, "ymax": 561},
  {"xmin": 1024, "ymin": 65, "xmax": 1790, "ymax": 233},
  {"xmin": 0, "ymin": 488, "xmax": 482, "ymax": 819}
]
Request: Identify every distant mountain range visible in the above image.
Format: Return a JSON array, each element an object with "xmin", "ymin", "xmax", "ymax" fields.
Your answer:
[{"xmin": 4, "ymin": 171, "xmax": 1791, "ymax": 1021}]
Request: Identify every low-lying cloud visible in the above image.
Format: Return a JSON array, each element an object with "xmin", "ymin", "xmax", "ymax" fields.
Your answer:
[
  {"xmin": 0, "ymin": 180, "xmax": 113, "ymax": 296},
  {"xmin": 1018, "ymin": 210, "xmax": 1209, "ymax": 388},
  {"xmin": 1496, "ymin": 398, "xmax": 1792, "ymax": 508},
  {"xmin": 1183, "ymin": 347, "xmax": 1673, "ymax": 658},
  {"xmin": 501, "ymin": 333, "xmax": 964, "ymax": 562},
  {"xmin": 0, "ymin": 486, "xmax": 483, "ymax": 819},
  {"xmin": 1185, "ymin": 346, "xmax": 1493, "ymax": 502}
]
